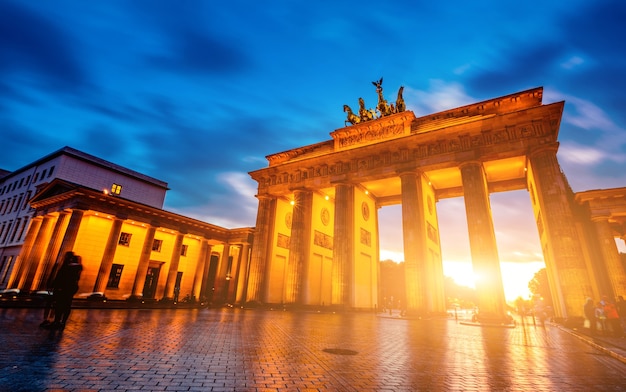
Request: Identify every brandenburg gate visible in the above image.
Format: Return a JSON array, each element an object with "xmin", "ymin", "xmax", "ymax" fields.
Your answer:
[{"xmin": 246, "ymin": 84, "xmax": 626, "ymax": 322}]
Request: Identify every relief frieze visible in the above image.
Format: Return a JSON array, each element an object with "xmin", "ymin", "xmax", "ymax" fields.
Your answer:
[
  {"xmin": 314, "ymin": 230, "xmax": 333, "ymax": 250},
  {"xmin": 258, "ymin": 120, "xmax": 555, "ymax": 190},
  {"xmin": 277, "ymin": 233, "xmax": 290, "ymax": 249},
  {"xmin": 336, "ymin": 123, "xmax": 404, "ymax": 149},
  {"xmin": 360, "ymin": 228, "xmax": 371, "ymax": 247}
]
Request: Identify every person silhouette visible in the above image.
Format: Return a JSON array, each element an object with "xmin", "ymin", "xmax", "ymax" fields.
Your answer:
[{"xmin": 46, "ymin": 252, "xmax": 82, "ymax": 330}]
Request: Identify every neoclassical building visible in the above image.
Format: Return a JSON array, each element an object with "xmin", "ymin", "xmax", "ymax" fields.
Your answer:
[
  {"xmin": 246, "ymin": 86, "xmax": 626, "ymax": 321},
  {"xmin": 2, "ymin": 148, "xmax": 253, "ymax": 304}
]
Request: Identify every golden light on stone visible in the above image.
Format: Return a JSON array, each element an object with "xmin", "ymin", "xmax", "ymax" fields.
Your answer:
[{"xmin": 246, "ymin": 85, "xmax": 618, "ymax": 321}]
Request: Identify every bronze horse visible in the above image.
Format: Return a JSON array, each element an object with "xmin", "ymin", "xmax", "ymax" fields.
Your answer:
[
  {"xmin": 396, "ymin": 86, "xmax": 406, "ymax": 113},
  {"xmin": 372, "ymin": 77, "xmax": 393, "ymax": 117},
  {"xmin": 343, "ymin": 104, "xmax": 360, "ymax": 126}
]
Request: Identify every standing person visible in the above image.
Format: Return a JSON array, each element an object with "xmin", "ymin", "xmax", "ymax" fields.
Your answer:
[
  {"xmin": 47, "ymin": 252, "xmax": 82, "ymax": 330},
  {"xmin": 39, "ymin": 262, "xmax": 61, "ymax": 328},
  {"xmin": 583, "ymin": 297, "xmax": 597, "ymax": 336},
  {"xmin": 602, "ymin": 296, "xmax": 623, "ymax": 338},
  {"xmin": 617, "ymin": 295, "xmax": 626, "ymax": 332}
]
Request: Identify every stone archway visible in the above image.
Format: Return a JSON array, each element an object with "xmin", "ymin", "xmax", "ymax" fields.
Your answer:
[{"xmin": 247, "ymin": 86, "xmax": 620, "ymax": 320}]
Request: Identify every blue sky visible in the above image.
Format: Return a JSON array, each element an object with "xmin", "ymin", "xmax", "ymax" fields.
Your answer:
[{"xmin": 2, "ymin": 1, "xmax": 625, "ymax": 297}]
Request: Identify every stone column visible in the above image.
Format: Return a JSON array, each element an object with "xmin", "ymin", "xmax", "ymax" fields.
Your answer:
[
  {"xmin": 36, "ymin": 212, "xmax": 70, "ymax": 290},
  {"xmin": 54, "ymin": 208, "xmax": 85, "ymax": 266},
  {"xmin": 7, "ymin": 216, "xmax": 43, "ymax": 289},
  {"xmin": 246, "ymin": 196, "xmax": 276, "ymax": 303},
  {"xmin": 200, "ymin": 243, "xmax": 214, "ymax": 301},
  {"xmin": 528, "ymin": 146, "xmax": 592, "ymax": 318},
  {"xmin": 591, "ymin": 215, "xmax": 626, "ymax": 298},
  {"xmin": 399, "ymin": 171, "xmax": 428, "ymax": 314},
  {"xmin": 286, "ymin": 189, "xmax": 313, "ymax": 305},
  {"xmin": 130, "ymin": 224, "xmax": 157, "ymax": 300},
  {"xmin": 191, "ymin": 239, "xmax": 208, "ymax": 302},
  {"xmin": 216, "ymin": 244, "xmax": 231, "ymax": 304},
  {"xmin": 332, "ymin": 183, "xmax": 354, "ymax": 307},
  {"xmin": 235, "ymin": 243, "xmax": 251, "ymax": 304},
  {"xmin": 460, "ymin": 162, "xmax": 507, "ymax": 322},
  {"xmin": 19, "ymin": 215, "xmax": 54, "ymax": 291},
  {"xmin": 163, "ymin": 232, "xmax": 185, "ymax": 301},
  {"xmin": 92, "ymin": 217, "xmax": 124, "ymax": 294},
  {"xmin": 225, "ymin": 246, "xmax": 243, "ymax": 303}
]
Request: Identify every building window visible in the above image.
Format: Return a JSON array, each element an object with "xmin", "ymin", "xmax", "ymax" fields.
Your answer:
[
  {"xmin": 14, "ymin": 194, "xmax": 23, "ymax": 212},
  {"xmin": 22, "ymin": 191, "xmax": 31, "ymax": 210},
  {"xmin": 16, "ymin": 218, "xmax": 28, "ymax": 242},
  {"xmin": 48, "ymin": 166, "xmax": 55, "ymax": 177},
  {"xmin": 118, "ymin": 232, "xmax": 132, "ymax": 246},
  {"xmin": 180, "ymin": 244, "xmax": 188, "ymax": 257},
  {"xmin": 111, "ymin": 183, "xmax": 122, "ymax": 195},
  {"xmin": 152, "ymin": 239, "xmax": 163, "ymax": 252},
  {"xmin": 107, "ymin": 264, "xmax": 124, "ymax": 288},
  {"xmin": 0, "ymin": 256, "xmax": 13, "ymax": 285}
]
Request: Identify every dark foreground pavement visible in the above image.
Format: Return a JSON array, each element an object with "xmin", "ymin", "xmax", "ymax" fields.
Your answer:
[{"xmin": 0, "ymin": 307, "xmax": 625, "ymax": 392}]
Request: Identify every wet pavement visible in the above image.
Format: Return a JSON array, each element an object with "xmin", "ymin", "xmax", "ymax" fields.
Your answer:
[{"xmin": 0, "ymin": 307, "xmax": 625, "ymax": 391}]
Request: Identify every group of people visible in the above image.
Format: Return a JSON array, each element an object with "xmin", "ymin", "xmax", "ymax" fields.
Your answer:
[
  {"xmin": 39, "ymin": 251, "xmax": 83, "ymax": 330},
  {"xmin": 583, "ymin": 295, "xmax": 626, "ymax": 337}
]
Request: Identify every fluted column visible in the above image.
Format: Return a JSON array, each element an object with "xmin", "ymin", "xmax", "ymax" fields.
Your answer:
[
  {"xmin": 399, "ymin": 171, "xmax": 428, "ymax": 314},
  {"xmin": 332, "ymin": 183, "xmax": 354, "ymax": 307},
  {"xmin": 163, "ymin": 232, "xmax": 185, "ymax": 301},
  {"xmin": 7, "ymin": 216, "xmax": 43, "ymax": 289},
  {"xmin": 286, "ymin": 189, "xmax": 313, "ymax": 304},
  {"xmin": 216, "ymin": 244, "xmax": 232, "ymax": 304},
  {"xmin": 528, "ymin": 146, "xmax": 592, "ymax": 318},
  {"xmin": 246, "ymin": 196, "xmax": 276, "ymax": 303},
  {"xmin": 200, "ymin": 244, "xmax": 214, "ymax": 301},
  {"xmin": 130, "ymin": 224, "xmax": 157, "ymax": 300},
  {"xmin": 92, "ymin": 217, "xmax": 124, "ymax": 294},
  {"xmin": 19, "ymin": 215, "xmax": 54, "ymax": 291},
  {"xmin": 235, "ymin": 243, "xmax": 251, "ymax": 304},
  {"xmin": 192, "ymin": 239, "xmax": 208, "ymax": 301},
  {"xmin": 36, "ymin": 212, "xmax": 70, "ymax": 290},
  {"xmin": 460, "ymin": 162, "xmax": 506, "ymax": 321},
  {"xmin": 54, "ymin": 208, "xmax": 85, "ymax": 267},
  {"xmin": 591, "ymin": 215, "xmax": 626, "ymax": 298}
]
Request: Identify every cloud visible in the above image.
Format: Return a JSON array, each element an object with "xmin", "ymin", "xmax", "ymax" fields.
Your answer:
[
  {"xmin": 0, "ymin": 1, "xmax": 85, "ymax": 91},
  {"xmin": 147, "ymin": 29, "xmax": 251, "ymax": 75},
  {"xmin": 405, "ymin": 80, "xmax": 475, "ymax": 115}
]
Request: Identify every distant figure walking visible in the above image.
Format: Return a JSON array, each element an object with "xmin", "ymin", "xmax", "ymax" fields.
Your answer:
[
  {"xmin": 617, "ymin": 295, "xmax": 626, "ymax": 331},
  {"xmin": 583, "ymin": 297, "xmax": 597, "ymax": 336},
  {"xmin": 602, "ymin": 296, "xmax": 623, "ymax": 338},
  {"xmin": 46, "ymin": 252, "xmax": 82, "ymax": 330}
]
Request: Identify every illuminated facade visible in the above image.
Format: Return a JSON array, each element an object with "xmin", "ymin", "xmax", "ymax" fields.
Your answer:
[
  {"xmin": 248, "ymin": 86, "xmax": 626, "ymax": 320},
  {"xmin": 0, "ymin": 146, "xmax": 170, "ymax": 289},
  {"xmin": 2, "ymin": 148, "xmax": 253, "ymax": 304}
]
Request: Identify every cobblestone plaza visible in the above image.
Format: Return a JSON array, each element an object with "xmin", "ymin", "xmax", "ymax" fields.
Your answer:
[{"xmin": 0, "ymin": 307, "xmax": 624, "ymax": 391}]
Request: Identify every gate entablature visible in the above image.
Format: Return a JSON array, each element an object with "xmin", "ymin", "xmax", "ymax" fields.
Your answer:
[{"xmin": 250, "ymin": 87, "xmax": 563, "ymax": 203}]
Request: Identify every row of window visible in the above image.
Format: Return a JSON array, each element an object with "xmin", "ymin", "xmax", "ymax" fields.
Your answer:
[
  {"xmin": 0, "ymin": 217, "xmax": 29, "ymax": 245},
  {"xmin": 0, "ymin": 191, "xmax": 32, "ymax": 216},
  {"xmin": 0, "ymin": 166, "xmax": 55, "ymax": 196},
  {"xmin": 118, "ymin": 232, "xmax": 188, "ymax": 256}
]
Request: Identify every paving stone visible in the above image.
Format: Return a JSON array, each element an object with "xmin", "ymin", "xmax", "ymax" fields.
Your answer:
[{"xmin": 0, "ymin": 308, "xmax": 625, "ymax": 391}]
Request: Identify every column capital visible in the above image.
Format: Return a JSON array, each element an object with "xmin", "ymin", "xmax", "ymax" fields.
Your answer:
[
  {"xmin": 458, "ymin": 160, "xmax": 483, "ymax": 170},
  {"xmin": 528, "ymin": 143, "xmax": 560, "ymax": 158}
]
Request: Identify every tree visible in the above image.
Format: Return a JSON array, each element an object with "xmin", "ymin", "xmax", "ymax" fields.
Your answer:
[
  {"xmin": 444, "ymin": 276, "xmax": 477, "ymax": 309},
  {"xmin": 528, "ymin": 268, "xmax": 553, "ymax": 307}
]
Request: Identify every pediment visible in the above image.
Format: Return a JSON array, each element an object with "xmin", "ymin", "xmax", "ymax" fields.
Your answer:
[{"xmin": 29, "ymin": 179, "xmax": 82, "ymax": 204}]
